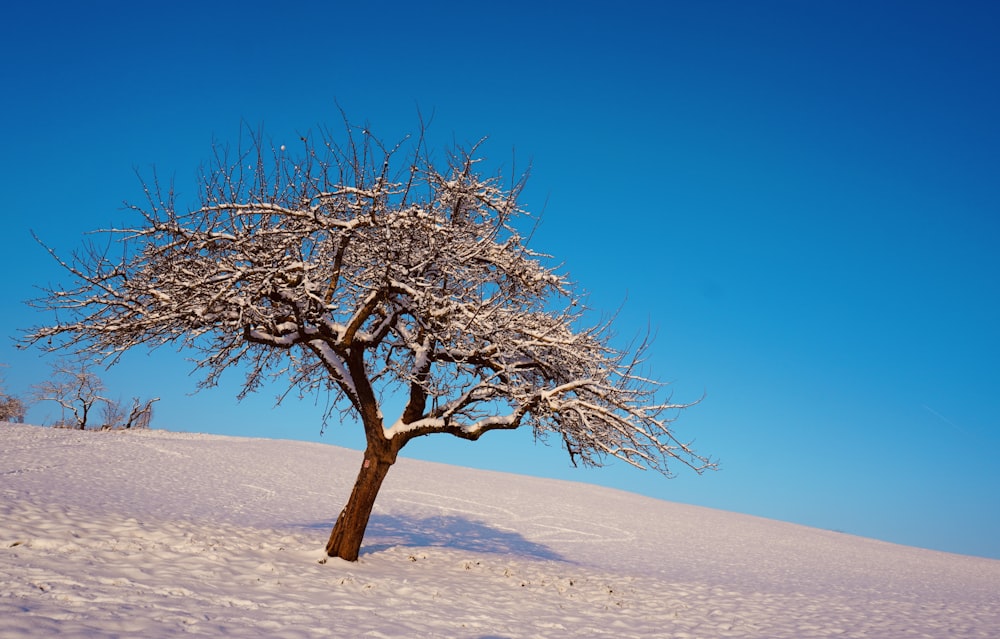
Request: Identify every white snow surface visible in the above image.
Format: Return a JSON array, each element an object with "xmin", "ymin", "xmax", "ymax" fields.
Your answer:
[{"xmin": 1, "ymin": 424, "xmax": 997, "ymax": 638}]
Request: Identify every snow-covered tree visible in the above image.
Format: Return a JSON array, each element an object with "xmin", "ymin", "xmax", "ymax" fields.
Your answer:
[
  {"xmin": 101, "ymin": 396, "xmax": 158, "ymax": 430},
  {"xmin": 31, "ymin": 357, "xmax": 109, "ymax": 429},
  {"xmin": 24, "ymin": 121, "xmax": 715, "ymax": 561}
]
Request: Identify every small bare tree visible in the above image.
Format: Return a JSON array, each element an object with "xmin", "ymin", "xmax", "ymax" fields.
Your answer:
[
  {"xmin": 0, "ymin": 396, "xmax": 26, "ymax": 423},
  {"xmin": 24, "ymin": 120, "xmax": 715, "ymax": 561},
  {"xmin": 100, "ymin": 397, "xmax": 127, "ymax": 429},
  {"xmin": 100, "ymin": 396, "xmax": 158, "ymax": 429},
  {"xmin": 125, "ymin": 396, "xmax": 158, "ymax": 429},
  {"xmin": 0, "ymin": 367, "xmax": 27, "ymax": 423},
  {"xmin": 31, "ymin": 357, "xmax": 109, "ymax": 429}
]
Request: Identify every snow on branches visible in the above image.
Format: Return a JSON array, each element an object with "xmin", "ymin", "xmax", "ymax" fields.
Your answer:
[{"xmin": 25, "ymin": 123, "xmax": 715, "ymax": 480}]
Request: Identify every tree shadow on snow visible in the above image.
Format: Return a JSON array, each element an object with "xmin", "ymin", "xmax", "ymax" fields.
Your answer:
[{"xmin": 307, "ymin": 513, "xmax": 565, "ymax": 561}]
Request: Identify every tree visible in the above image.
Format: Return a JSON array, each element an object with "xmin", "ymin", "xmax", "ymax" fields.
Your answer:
[
  {"xmin": 100, "ymin": 396, "xmax": 158, "ymax": 429},
  {"xmin": 0, "ymin": 366, "xmax": 27, "ymax": 423},
  {"xmin": 31, "ymin": 356, "xmax": 109, "ymax": 429},
  {"xmin": 24, "ymin": 120, "xmax": 716, "ymax": 561},
  {"xmin": 99, "ymin": 397, "xmax": 127, "ymax": 430},
  {"xmin": 124, "ymin": 396, "xmax": 158, "ymax": 429},
  {"xmin": 0, "ymin": 396, "xmax": 26, "ymax": 423}
]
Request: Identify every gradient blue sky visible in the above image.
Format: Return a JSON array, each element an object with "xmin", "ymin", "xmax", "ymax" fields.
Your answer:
[{"xmin": 3, "ymin": 1, "xmax": 999, "ymax": 560}]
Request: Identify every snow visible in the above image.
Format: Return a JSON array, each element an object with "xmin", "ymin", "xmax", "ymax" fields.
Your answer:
[{"xmin": 2, "ymin": 423, "xmax": 998, "ymax": 638}]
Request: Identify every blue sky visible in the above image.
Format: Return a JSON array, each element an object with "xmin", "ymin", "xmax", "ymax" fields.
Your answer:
[{"xmin": 3, "ymin": 1, "xmax": 998, "ymax": 560}]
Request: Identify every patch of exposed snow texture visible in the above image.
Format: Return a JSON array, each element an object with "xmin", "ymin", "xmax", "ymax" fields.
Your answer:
[{"xmin": 1, "ymin": 423, "xmax": 998, "ymax": 638}]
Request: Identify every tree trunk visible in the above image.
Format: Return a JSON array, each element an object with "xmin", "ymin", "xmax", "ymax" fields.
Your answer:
[{"xmin": 325, "ymin": 449, "xmax": 395, "ymax": 561}]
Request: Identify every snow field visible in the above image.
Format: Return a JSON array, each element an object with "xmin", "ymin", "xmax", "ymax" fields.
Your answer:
[{"xmin": 1, "ymin": 424, "xmax": 998, "ymax": 637}]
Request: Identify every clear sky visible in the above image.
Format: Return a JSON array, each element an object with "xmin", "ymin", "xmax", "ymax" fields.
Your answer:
[{"xmin": 3, "ymin": 1, "xmax": 998, "ymax": 560}]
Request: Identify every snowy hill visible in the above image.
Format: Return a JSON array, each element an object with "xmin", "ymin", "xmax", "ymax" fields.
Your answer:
[{"xmin": 2, "ymin": 424, "xmax": 998, "ymax": 638}]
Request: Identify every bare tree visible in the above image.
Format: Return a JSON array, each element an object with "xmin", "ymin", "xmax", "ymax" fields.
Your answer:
[
  {"xmin": 24, "ymin": 120, "xmax": 715, "ymax": 561},
  {"xmin": 31, "ymin": 356, "xmax": 109, "ymax": 429},
  {"xmin": 0, "ymin": 396, "xmax": 26, "ymax": 423},
  {"xmin": 100, "ymin": 396, "xmax": 158, "ymax": 429},
  {"xmin": 0, "ymin": 366, "xmax": 27, "ymax": 423},
  {"xmin": 125, "ymin": 396, "xmax": 158, "ymax": 429},
  {"xmin": 100, "ymin": 397, "xmax": 127, "ymax": 429}
]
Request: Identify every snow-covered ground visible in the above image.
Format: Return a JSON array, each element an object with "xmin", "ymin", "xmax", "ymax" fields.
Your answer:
[{"xmin": 1, "ymin": 424, "xmax": 997, "ymax": 638}]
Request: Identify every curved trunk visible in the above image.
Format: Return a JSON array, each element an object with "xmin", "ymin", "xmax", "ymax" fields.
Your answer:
[{"xmin": 325, "ymin": 449, "xmax": 395, "ymax": 561}]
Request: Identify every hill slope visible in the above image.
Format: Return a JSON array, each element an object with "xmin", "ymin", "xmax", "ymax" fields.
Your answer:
[{"xmin": 1, "ymin": 424, "xmax": 997, "ymax": 638}]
